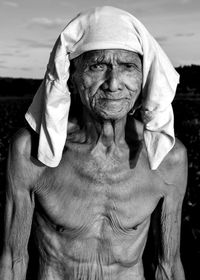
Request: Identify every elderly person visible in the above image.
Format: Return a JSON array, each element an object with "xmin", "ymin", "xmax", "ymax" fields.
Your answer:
[{"xmin": 0, "ymin": 6, "xmax": 187, "ymax": 280}]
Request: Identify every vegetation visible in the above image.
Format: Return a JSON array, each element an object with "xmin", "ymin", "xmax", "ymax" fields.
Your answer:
[{"xmin": 176, "ymin": 65, "xmax": 200, "ymax": 95}]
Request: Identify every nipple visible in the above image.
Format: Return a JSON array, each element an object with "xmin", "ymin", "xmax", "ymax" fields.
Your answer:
[{"xmin": 56, "ymin": 225, "xmax": 65, "ymax": 233}]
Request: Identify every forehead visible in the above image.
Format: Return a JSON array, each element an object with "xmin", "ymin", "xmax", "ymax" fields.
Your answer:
[{"xmin": 78, "ymin": 49, "xmax": 142, "ymax": 64}]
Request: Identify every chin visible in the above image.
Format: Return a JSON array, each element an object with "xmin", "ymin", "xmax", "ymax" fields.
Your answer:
[
  {"xmin": 94, "ymin": 108, "xmax": 129, "ymax": 121},
  {"xmin": 91, "ymin": 99, "xmax": 133, "ymax": 121}
]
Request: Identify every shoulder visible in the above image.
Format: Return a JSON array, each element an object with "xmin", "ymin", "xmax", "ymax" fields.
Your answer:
[
  {"xmin": 156, "ymin": 138, "xmax": 188, "ymax": 196},
  {"xmin": 8, "ymin": 127, "xmax": 33, "ymax": 168},
  {"xmin": 8, "ymin": 127, "xmax": 45, "ymax": 189},
  {"xmin": 10, "ymin": 127, "xmax": 32, "ymax": 157},
  {"xmin": 10, "ymin": 126, "xmax": 46, "ymax": 165},
  {"xmin": 163, "ymin": 138, "xmax": 187, "ymax": 170}
]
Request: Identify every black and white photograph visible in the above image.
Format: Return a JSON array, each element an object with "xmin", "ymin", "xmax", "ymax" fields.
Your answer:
[{"xmin": 0, "ymin": 1, "xmax": 200, "ymax": 279}]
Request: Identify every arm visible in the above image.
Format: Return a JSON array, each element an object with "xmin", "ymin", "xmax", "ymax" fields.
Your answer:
[
  {"xmin": 155, "ymin": 141, "xmax": 188, "ymax": 280},
  {"xmin": 0, "ymin": 129, "xmax": 36, "ymax": 280}
]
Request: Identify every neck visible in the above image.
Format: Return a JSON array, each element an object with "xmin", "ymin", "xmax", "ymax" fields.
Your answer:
[{"xmin": 82, "ymin": 108, "xmax": 127, "ymax": 148}]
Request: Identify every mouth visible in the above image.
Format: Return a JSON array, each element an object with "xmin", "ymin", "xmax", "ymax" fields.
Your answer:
[
  {"xmin": 100, "ymin": 97, "xmax": 129, "ymax": 101},
  {"xmin": 90, "ymin": 95, "xmax": 133, "ymax": 119}
]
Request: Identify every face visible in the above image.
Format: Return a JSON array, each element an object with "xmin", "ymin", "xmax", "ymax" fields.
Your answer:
[{"xmin": 71, "ymin": 49, "xmax": 142, "ymax": 120}]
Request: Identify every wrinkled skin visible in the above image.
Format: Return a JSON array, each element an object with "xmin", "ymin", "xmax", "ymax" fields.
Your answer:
[
  {"xmin": 71, "ymin": 50, "xmax": 142, "ymax": 120},
  {"xmin": 0, "ymin": 50, "xmax": 187, "ymax": 280}
]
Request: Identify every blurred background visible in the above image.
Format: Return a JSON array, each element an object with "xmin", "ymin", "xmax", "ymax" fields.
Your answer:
[{"xmin": 0, "ymin": 0, "xmax": 200, "ymax": 279}]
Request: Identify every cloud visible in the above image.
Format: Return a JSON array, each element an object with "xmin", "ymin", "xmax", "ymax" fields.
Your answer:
[
  {"xmin": 0, "ymin": 49, "xmax": 30, "ymax": 58},
  {"xmin": 175, "ymin": 32, "xmax": 195, "ymax": 37},
  {"xmin": 29, "ymin": 17, "xmax": 66, "ymax": 29},
  {"xmin": 3, "ymin": 1, "xmax": 19, "ymax": 8},
  {"xmin": 0, "ymin": 52, "xmax": 14, "ymax": 57},
  {"xmin": 14, "ymin": 49, "xmax": 29, "ymax": 57},
  {"xmin": 0, "ymin": 65, "xmax": 32, "ymax": 72},
  {"xmin": 155, "ymin": 36, "xmax": 168, "ymax": 43},
  {"xmin": 19, "ymin": 67, "xmax": 32, "ymax": 72},
  {"xmin": 0, "ymin": 65, "xmax": 9, "ymax": 69},
  {"xmin": 18, "ymin": 38, "xmax": 53, "ymax": 49}
]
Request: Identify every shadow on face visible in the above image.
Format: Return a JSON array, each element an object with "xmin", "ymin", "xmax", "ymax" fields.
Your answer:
[{"xmin": 68, "ymin": 49, "xmax": 143, "ymax": 121}]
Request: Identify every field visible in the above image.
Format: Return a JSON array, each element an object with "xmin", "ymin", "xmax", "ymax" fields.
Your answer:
[{"xmin": 0, "ymin": 97, "xmax": 200, "ymax": 279}]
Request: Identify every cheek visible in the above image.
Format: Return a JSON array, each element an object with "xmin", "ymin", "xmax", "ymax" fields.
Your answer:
[
  {"xmin": 80, "ymin": 75, "xmax": 103, "ymax": 96},
  {"xmin": 125, "ymin": 74, "xmax": 142, "ymax": 95},
  {"xmin": 77, "ymin": 75, "xmax": 103, "ymax": 106},
  {"xmin": 83, "ymin": 74, "xmax": 103, "ymax": 89}
]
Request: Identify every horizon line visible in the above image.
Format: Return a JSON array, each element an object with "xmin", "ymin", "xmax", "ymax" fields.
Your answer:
[{"xmin": 1, "ymin": 64, "xmax": 200, "ymax": 80}]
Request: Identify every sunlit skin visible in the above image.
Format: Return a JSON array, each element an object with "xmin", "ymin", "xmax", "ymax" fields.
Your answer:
[
  {"xmin": 71, "ymin": 49, "xmax": 142, "ymax": 120},
  {"xmin": 0, "ymin": 50, "xmax": 187, "ymax": 280}
]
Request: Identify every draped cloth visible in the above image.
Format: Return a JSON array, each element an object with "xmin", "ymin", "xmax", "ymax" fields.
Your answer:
[{"xmin": 25, "ymin": 6, "xmax": 179, "ymax": 170}]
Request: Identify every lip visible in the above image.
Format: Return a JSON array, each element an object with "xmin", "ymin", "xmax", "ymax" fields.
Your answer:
[{"xmin": 100, "ymin": 97, "xmax": 128, "ymax": 101}]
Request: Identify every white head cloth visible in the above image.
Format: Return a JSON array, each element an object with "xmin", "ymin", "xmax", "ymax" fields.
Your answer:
[{"xmin": 25, "ymin": 6, "xmax": 179, "ymax": 170}]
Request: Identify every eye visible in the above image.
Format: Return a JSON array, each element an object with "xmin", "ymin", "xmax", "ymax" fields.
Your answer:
[
  {"xmin": 119, "ymin": 63, "xmax": 141, "ymax": 73},
  {"xmin": 89, "ymin": 63, "xmax": 106, "ymax": 71},
  {"xmin": 126, "ymin": 63, "xmax": 135, "ymax": 68},
  {"xmin": 123, "ymin": 63, "xmax": 138, "ymax": 70}
]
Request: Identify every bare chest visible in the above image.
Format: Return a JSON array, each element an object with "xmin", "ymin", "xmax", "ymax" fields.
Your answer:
[{"xmin": 34, "ymin": 145, "xmax": 163, "ymax": 235}]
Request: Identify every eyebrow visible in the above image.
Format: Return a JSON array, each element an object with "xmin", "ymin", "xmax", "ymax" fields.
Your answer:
[
  {"xmin": 85, "ymin": 55, "xmax": 141, "ymax": 65},
  {"xmin": 75, "ymin": 50, "xmax": 142, "ymax": 71}
]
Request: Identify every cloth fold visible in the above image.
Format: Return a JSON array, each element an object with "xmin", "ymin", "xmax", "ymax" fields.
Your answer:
[{"xmin": 25, "ymin": 6, "xmax": 179, "ymax": 169}]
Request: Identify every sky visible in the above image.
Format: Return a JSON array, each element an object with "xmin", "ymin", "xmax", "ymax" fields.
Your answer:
[{"xmin": 0, "ymin": 0, "xmax": 200, "ymax": 78}]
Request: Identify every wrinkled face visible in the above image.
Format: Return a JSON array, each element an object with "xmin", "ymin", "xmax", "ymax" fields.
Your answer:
[{"xmin": 70, "ymin": 49, "xmax": 142, "ymax": 120}]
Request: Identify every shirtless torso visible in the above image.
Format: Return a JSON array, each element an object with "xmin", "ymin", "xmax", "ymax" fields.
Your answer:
[
  {"xmin": 0, "ymin": 49, "xmax": 187, "ymax": 280},
  {"xmin": 0, "ymin": 117, "xmax": 187, "ymax": 280},
  {"xmin": 34, "ymin": 127, "xmax": 158, "ymax": 279}
]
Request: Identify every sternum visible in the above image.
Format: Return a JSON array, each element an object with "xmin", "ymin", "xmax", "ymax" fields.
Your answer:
[{"xmin": 92, "ymin": 213, "xmax": 111, "ymax": 237}]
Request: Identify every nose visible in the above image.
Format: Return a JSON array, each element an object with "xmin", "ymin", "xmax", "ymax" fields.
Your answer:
[{"xmin": 101, "ymin": 68, "xmax": 122, "ymax": 92}]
